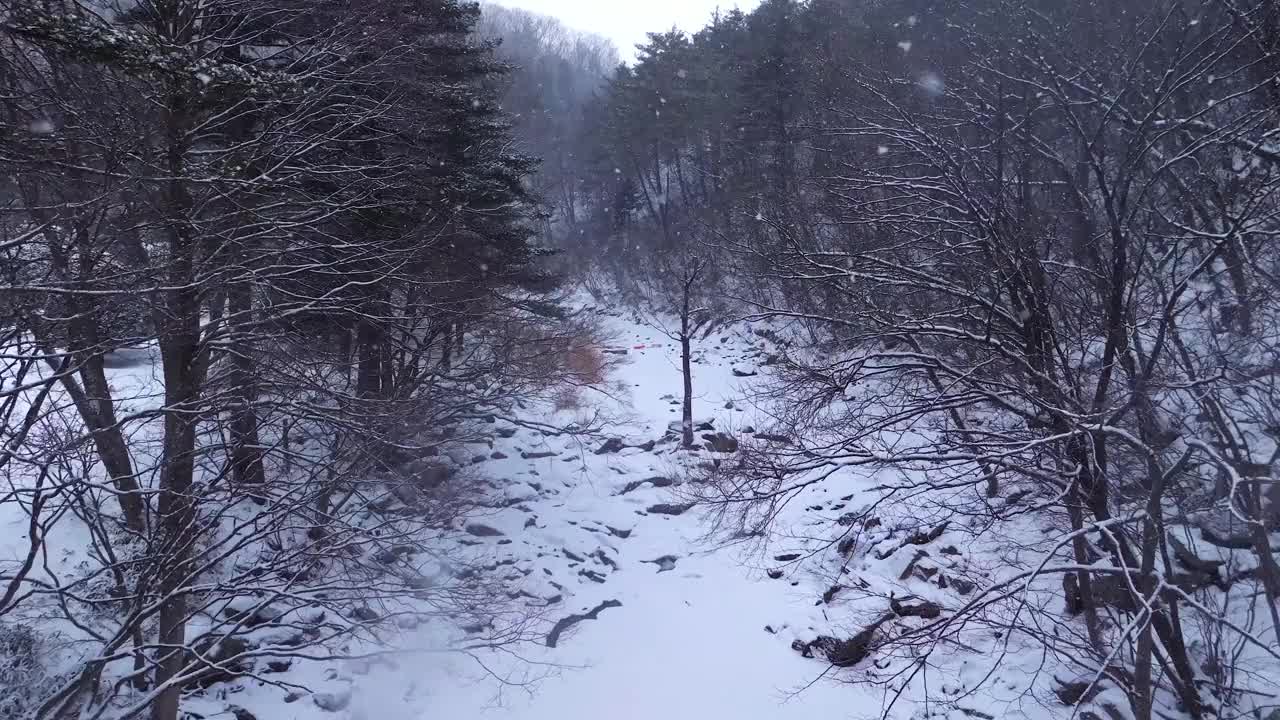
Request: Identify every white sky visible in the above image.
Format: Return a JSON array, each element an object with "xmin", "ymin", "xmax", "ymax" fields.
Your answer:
[{"xmin": 490, "ymin": 0, "xmax": 763, "ymax": 61}]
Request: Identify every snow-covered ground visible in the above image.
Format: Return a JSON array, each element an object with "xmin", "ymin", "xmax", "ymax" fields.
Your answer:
[
  {"xmin": 322, "ymin": 310, "xmax": 879, "ymax": 720},
  {"xmin": 139, "ymin": 306, "xmax": 912, "ymax": 720},
  {"xmin": 12, "ymin": 304, "xmax": 1220, "ymax": 720}
]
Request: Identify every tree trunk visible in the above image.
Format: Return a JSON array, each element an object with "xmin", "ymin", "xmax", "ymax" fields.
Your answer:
[
  {"xmin": 680, "ymin": 301, "xmax": 694, "ymax": 448},
  {"xmin": 79, "ymin": 356, "xmax": 148, "ymax": 531},
  {"xmin": 42, "ymin": 351, "xmax": 146, "ymax": 532},
  {"xmin": 150, "ymin": 102, "xmax": 203, "ymax": 720},
  {"xmin": 356, "ymin": 317, "xmax": 383, "ymax": 398},
  {"xmin": 227, "ymin": 278, "xmax": 264, "ymax": 487}
]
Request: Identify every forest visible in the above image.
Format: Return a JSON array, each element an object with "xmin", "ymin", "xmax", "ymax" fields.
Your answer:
[{"xmin": 2, "ymin": 1, "xmax": 1279, "ymax": 720}]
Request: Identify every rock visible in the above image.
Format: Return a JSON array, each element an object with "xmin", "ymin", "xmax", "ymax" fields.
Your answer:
[
  {"xmin": 837, "ymin": 537, "xmax": 856, "ymax": 556},
  {"xmin": 593, "ymin": 549, "xmax": 619, "ymax": 570},
  {"xmin": 313, "ymin": 690, "xmax": 351, "ymax": 712},
  {"xmin": 822, "ymin": 584, "xmax": 843, "ymax": 604},
  {"xmin": 545, "ymin": 600, "xmax": 622, "ymax": 648},
  {"xmin": 523, "ymin": 516, "xmax": 537, "ymax": 529},
  {"xmin": 1054, "ymin": 678, "xmax": 1099, "ymax": 705},
  {"xmin": 643, "ymin": 555, "xmax": 678, "ymax": 572},
  {"xmin": 724, "ymin": 400, "xmax": 736, "ymax": 409},
  {"xmin": 1063, "ymin": 572, "xmax": 1139, "ymax": 614},
  {"xmin": 491, "ymin": 451, "xmax": 508, "ymax": 459},
  {"xmin": 620, "ymin": 476, "xmax": 675, "ymax": 494},
  {"xmin": 374, "ymin": 545, "xmax": 415, "ymax": 564},
  {"xmin": 389, "ymin": 482, "xmax": 420, "ymax": 507},
  {"xmin": 471, "ymin": 454, "xmax": 488, "ymax": 464},
  {"xmin": 898, "ymin": 550, "xmax": 929, "ymax": 580},
  {"xmin": 464, "ymin": 523, "xmax": 504, "ymax": 537},
  {"xmin": 890, "ymin": 595, "xmax": 942, "ymax": 619},
  {"xmin": 636, "ymin": 439, "xmax": 657, "ymax": 452},
  {"xmin": 1169, "ymin": 534, "xmax": 1224, "ymax": 575},
  {"xmin": 794, "ymin": 614, "xmax": 892, "ymax": 667},
  {"xmin": 229, "ymin": 706, "xmax": 258, "ymax": 720},
  {"xmin": 408, "ymin": 462, "xmax": 452, "ymax": 490},
  {"xmin": 605, "ymin": 525, "xmax": 632, "ymax": 539},
  {"xmin": 732, "ymin": 365, "xmax": 758, "ymax": 377},
  {"xmin": 351, "ymin": 606, "xmax": 380, "ymax": 622},
  {"xmin": 1004, "ymin": 489, "xmax": 1031, "ymax": 505},
  {"xmin": 264, "ymin": 660, "xmax": 292, "ymax": 673},
  {"xmin": 579, "ymin": 568, "xmax": 607, "ymax": 583},
  {"xmin": 701, "ymin": 432, "xmax": 739, "ymax": 453},
  {"xmin": 521, "ymin": 450, "xmax": 558, "ymax": 459},
  {"xmin": 754, "ymin": 433, "xmax": 792, "ymax": 444},
  {"xmin": 647, "ymin": 503, "xmax": 693, "ymax": 516},
  {"xmin": 562, "ymin": 548, "xmax": 586, "ymax": 563},
  {"xmin": 774, "ymin": 553, "xmax": 801, "ymax": 562},
  {"xmin": 951, "ymin": 578, "xmax": 976, "ymax": 595},
  {"xmin": 595, "ymin": 438, "xmax": 626, "ymax": 455},
  {"xmin": 695, "ymin": 419, "xmax": 715, "ymax": 431},
  {"xmin": 913, "ymin": 563, "xmax": 940, "ymax": 581},
  {"xmin": 496, "ymin": 428, "xmax": 517, "ymax": 438},
  {"xmin": 766, "ymin": 568, "xmax": 785, "ymax": 579}
]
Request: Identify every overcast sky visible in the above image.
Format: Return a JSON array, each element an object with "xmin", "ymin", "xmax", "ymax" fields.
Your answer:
[{"xmin": 490, "ymin": 0, "xmax": 762, "ymax": 61}]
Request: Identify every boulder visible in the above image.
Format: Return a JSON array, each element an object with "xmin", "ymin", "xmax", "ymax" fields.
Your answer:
[
  {"xmin": 643, "ymin": 555, "xmax": 678, "ymax": 572},
  {"xmin": 619, "ymin": 476, "xmax": 675, "ymax": 495},
  {"xmin": 793, "ymin": 613, "xmax": 892, "ymax": 667},
  {"xmin": 754, "ymin": 433, "xmax": 793, "ymax": 444},
  {"xmin": 1054, "ymin": 677, "xmax": 1100, "ymax": 706},
  {"xmin": 646, "ymin": 503, "xmax": 693, "ymax": 516},
  {"xmin": 313, "ymin": 690, "xmax": 351, "ymax": 712},
  {"xmin": 407, "ymin": 461, "xmax": 452, "ymax": 490},
  {"xmin": 595, "ymin": 438, "xmax": 626, "ymax": 455},
  {"xmin": 464, "ymin": 523, "xmax": 504, "ymax": 537},
  {"xmin": 890, "ymin": 595, "xmax": 942, "ymax": 619},
  {"xmin": 701, "ymin": 432, "xmax": 739, "ymax": 453}
]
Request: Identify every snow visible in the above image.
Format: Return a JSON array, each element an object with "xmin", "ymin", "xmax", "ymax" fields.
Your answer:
[
  {"xmin": 9, "ymin": 300, "xmax": 1270, "ymax": 720},
  {"xmin": 297, "ymin": 310, "xmax": 880, "ymax": 720}
]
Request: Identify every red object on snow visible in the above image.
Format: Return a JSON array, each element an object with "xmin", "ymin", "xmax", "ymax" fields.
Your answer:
[{"xmin": 633, "ymin": 344, "xmax": 646, "ymax": 349}]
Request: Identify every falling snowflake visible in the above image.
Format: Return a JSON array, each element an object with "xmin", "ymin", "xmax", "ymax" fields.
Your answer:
[
  {"xmin": 898, "ymin": 41, "xmax": 912, "ymax": 53},
  {"xmin": 877, "ymin": 146, "xmax": 889, "ymax": 155},
  {"xmin": 29, "ymin": 118, "xmax": 55, "ymax": 135},
  {"xmin": 676, "ymin": 69, "xmax": 688, "ymax": 79},
  {"xmin": 907, "ymin": 15, "xmax": 919, "ymax": 26},
  {"xmin": 917, "ymin": 71, "xmax": 945, "ymax": 96}
]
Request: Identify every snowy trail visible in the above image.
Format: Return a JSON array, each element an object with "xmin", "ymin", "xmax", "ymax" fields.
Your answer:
[{"xmin": 337, "ymin": 311, "xmax": 877, "ymax": 720}]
